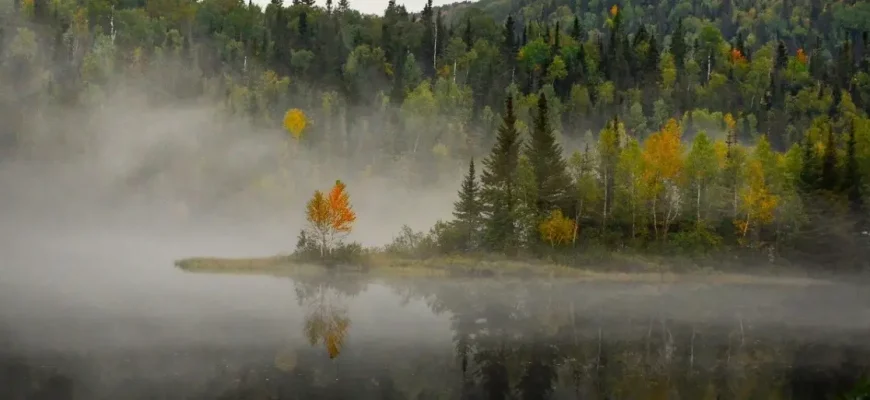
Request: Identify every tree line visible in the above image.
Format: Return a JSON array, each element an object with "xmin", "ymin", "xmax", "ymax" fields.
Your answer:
[{"xmin": 2, "ymin": 0, "xmax": 870, "ymax": 269}]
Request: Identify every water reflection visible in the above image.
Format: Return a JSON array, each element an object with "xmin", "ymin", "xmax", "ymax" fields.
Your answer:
[
  {"xmin": 2, "ymin": 277, "xmax": 869, "ymax": 399},
  {"xmin": 295, "ymin": 276, "xmax": 356, "ymax": 360}
]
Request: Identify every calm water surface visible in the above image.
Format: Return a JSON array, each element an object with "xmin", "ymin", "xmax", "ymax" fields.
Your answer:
[{"xmin": 1, "ymin": 228, "xmax": 869, "ymax": 399}]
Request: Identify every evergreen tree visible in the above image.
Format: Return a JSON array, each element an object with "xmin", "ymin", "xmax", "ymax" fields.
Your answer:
[
  {"xmin": 525, "ymin": 94, "xmax": 572, "ymax": 217},
  {"xmin": 464, "ymin": 19, "xmax": 473, "ymax": 47},
  {"xmin": 481, "ymin": 96, "xmax": 522, "ymax": 254},
  {"xmin": 453, "ymin": 158, "xmax": 482, "ymax": 251},
  {"xmin": 421, "ymin": 0, "xmax": 435, "ymax": 75},
  {"xmin": 671, "ymin": 19, "xmax": 687, "ymax": 72},
  {"xmin": 553, "ymin": 21, "xmax": 561, "ymax": 54},
  {"xmin": 842, "ymin": 118, "xmax": 863, "ymax": 212},
  {"xmin": 800, "ymin": 132, "xmax": 820, "ymax": 191},
  {"xmin": 821, "ymin": 123, "xmax": 838, "ymax": 191},
  {"xmin": 571, "ymin": 16, "xmax": 581, "ymax": 41},
  {"xmin": 645, "ymin": 33, "xmax": 660, "ymax": 84},
  {"xmin": 775, "ymin": 40, "xmax": 788, "ymax": 71},
  {"xmin": 503, "ymin": 16, "xmax": 516, "ymax": 59}
]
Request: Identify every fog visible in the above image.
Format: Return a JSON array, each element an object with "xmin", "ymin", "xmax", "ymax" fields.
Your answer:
[
  {"xmin": 0, "ymin": 85, "xmax": 461, "ymax": 358},
  {"xmin": 2, "ymin": 84, "xmax": 869, "ymax": 344},
  {"xmin": 1, "ymin": 37, "xmax": 869, "ymax": 400}
]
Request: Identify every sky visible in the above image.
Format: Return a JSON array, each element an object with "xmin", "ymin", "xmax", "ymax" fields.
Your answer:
[{"xmin": 255, "ymin": 0, "xmax": 459, "ymax": 15}]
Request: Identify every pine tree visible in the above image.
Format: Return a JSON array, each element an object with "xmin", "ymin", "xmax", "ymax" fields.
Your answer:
[
  {"xmin": 645, "ymin": 33, "xmax": 660, "ymax": 84},
  {"xmin": 553, "ymin": 21, "xmax": 561, "ymax": 54},
  {"xmin": 481, "ymin": 96, "xmax": 522, "ymax": 254},
  {"xmin": 503, "ymin": 16, "xmax": 516, "ymax": 60},
  {"xmin": 464, "ymin": 19, "xmax": 473, "ymax": 47},
  {"xmin": 571, "ymin": 16, "xmax": 581, "ymax": 41},
  {"xmin": 821, "ymin": 123, "xmax": 838, "ymax": 191},
  {"xmin": 775, "ymin": 40, "xmax": 788, "ymax": 71},
  {"xmin": 525, "ymin": 94, "xmax": 572, "ymax": 217},
  {"xmin": 800, "ymin": 132, "xmax": 820, "ymax": 191},
  {"xmin": 842, "ymin": 118, "xmax": 863, "ymax": 212},
  {"xmin": 453, "ymin": 158, "xmax": 482, "ymax": 251},
  {"xmin": 671, "ymin": 19, "xmax": 687, "ymax": 72}
]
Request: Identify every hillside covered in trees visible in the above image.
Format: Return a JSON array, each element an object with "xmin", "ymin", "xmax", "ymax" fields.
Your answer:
[{"xmin": 2, "ymin": 0, "xmax": 870, "ymax": 271}]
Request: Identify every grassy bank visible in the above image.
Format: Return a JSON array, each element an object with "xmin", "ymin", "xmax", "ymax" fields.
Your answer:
[{"xmin": 174, "ymin": 252, "xmax": 833, "ymax": 286}]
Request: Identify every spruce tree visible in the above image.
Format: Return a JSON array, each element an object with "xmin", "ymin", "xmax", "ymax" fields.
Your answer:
[
  {"xmin": 464, "ymin": 19, "xmax": 473, "ymax": 47},
  {"xmin": 571, "ymin": 16, "xmax": 581, "ymax": 41},
  {"xmin": 821, "ymin": 124, "xmax": 838, "ymax": 191},
  {"xmin": 525, "ymin": 94, "xmax": 572, "ymax": 217},
  {"xmin": 453, "ymin": 158, "xmax": 481, "ymax": 251},
  {"xmin": 337, "ymin": 0, "xmax": 349, "ymax": 13},
  {"xmin": 481, "ymin": 96, "xmax": 522, "ymax": 254},
  {"xmin": 842, "ymin": 118, "xmax": 863, "ymax": 213},
  {"xmin": 671, "ymin": 19, "xmax": 687, "ymax": 72},
  {"xmin": 800, "ymin": 132, "xmax": 820, "ymax": 191}
]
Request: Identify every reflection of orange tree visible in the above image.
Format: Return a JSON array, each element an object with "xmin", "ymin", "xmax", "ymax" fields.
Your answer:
[{"xmin": 300, "ymin": 284, "xmax": 352, "ymax": 359}]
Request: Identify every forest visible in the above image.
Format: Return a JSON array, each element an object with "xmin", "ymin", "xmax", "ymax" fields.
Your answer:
[{"xmin": 3, "ymin": 0, "xmax": 870, "ymax": 271}]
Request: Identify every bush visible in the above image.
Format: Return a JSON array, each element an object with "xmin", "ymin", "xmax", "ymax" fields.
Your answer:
[
  {"xmin": 294, "ymin": 229, "xmax": 320, "ymax": 259},
  {"xmin": 427, "ymin": 220, "xmax": 469, "ymax": 254},
  {"xmin": 384, "ymin": 225, "xmax": 428, "ymax": 256},
  {"xmin": 294, "ymin": 229, "xmax": 366, "ymax": 267},
  {"xmin": 669, "ymin": 226, "xmax": 724, "ymax": 255}
]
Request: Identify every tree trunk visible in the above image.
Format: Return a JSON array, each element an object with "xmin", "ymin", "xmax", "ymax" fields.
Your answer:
[
  {"xmin": 630, "ymin": 178, "xmax": 636, "ymax": 239},
  {"xmin": 602, "ymin": 169, "xmax": 608, "ymax": 232},
  {"xmin": 573, "ymin": 200, "xmax": 583, "ymax": 247},
  {"xmin": 652, "ymin": 195, "xmax": 658, "ymax": 241},
  {"xmin": 696, "ymin": 179, "xmax": 702, "ymax": 228}
]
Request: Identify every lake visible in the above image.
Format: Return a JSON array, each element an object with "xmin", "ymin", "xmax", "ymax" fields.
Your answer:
[{"xmin": 2, "ymin": 227, "xmax": 869, "ymax": 399}]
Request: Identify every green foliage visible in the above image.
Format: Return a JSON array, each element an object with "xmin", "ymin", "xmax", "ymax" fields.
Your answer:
[
  {"xmin": 480, "ymin": 96, "xmax": 522, "ymax": 254},
  {"xmin": 452, "ymin": 158, "xmax": 482, "ymax": 251},
  {"xmin": 4, "ymin": 0, "xmax": 870, "ymax": 272}
]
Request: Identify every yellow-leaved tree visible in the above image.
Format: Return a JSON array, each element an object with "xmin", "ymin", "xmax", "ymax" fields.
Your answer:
[
  {"xmin": 642, "ymin": 119, "xmax": 684, "ymax": 241},
  {"xmin": 304, "ymin": 302, "xmax": 350, "ymax": 359},
  {"xmin": 283, "ymin": 108, "xmax": 308, "ymax": 139},
  {"xmin": 305, "ymin": 180, "xmax": 357, "ymax": 256},
  {"xmin": 736, "ymin": 159, "xmax": 778, "ymax": 244},
  {"xmin": 539, "ymin": 209, "xmax": 575, "ymax": 248}
]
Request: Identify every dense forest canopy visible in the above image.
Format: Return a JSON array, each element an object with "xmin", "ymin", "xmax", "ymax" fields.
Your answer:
[{"xmin": 2, "ymin": 0, "xmax": 870, "ymax": 270}]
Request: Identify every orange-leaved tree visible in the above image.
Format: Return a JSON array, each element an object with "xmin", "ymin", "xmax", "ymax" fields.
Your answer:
[{"xmin": 305, "ymin": 180, "xmax": 357, "ymax": 256}]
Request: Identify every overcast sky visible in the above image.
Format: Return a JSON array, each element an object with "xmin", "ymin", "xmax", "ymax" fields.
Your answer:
[{"xmin": 256, "ymin": 0, "xmax": 457, "ymax": 15}]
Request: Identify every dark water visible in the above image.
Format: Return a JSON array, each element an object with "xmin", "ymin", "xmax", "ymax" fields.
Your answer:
[{"xmin": 2, "ymin": 231, "xmax": 870, "ymax": 399}]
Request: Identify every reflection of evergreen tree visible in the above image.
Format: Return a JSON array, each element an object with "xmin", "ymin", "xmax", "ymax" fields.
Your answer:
[
  {"xmin": 516, "ymin": 339, "xmax": 558, "ymax": 400},
  {"xmin": 475, "ymin": 346, "xmax": 511, "ymax": 400}
]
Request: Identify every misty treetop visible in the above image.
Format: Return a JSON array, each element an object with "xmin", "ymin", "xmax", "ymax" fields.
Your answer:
[{"xmin": 2, "ymin": 0, "xmax": 870, "ymax": 269}]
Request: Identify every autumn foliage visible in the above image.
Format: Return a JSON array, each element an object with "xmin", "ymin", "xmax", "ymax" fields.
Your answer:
[
  {"xmin": 305, "ymin": 180, "xmax": 357, "ymax": 256},
  {"xmin": 643, "ymin": 119, "xmax": 684, "ymax": 239},
  {"xmin": 283, "ymin": 108, "xmax": 308, "ymax": 139},
  {"xmin": 539, "ymin": 209, "xmax": 575, "ymax": 247},
  {"xmin": 729, "ymin": 48, "xmax": 747, "ymax": 64},
  {"xmin": 795, "ymin": 48, "xmax": 808, "ymax": 64},
  {"xmin": 736, "ymin": 160, "xmax": 778, "ymax": 241},
  {"xmin": 304, "ymin": 304, "xmax": 350, "ymax": 359}
]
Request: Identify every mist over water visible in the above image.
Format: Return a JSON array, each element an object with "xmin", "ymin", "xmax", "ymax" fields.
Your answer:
[
  {"xmin": 2, "ymin": 218, "xmax": 870, "ymax": 398},
  {"xmin": 0, "ymin": 90, "xmax": 867, "ymax": 399}
]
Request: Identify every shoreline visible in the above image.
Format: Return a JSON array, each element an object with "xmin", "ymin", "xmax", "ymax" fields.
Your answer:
[{"xmin": 174, "ymin": 253, "xmax": 835, "ymax": 287}]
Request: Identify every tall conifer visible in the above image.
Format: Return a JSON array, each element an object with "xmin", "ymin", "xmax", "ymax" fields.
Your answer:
[
  {"xmin": 525, "ymin": 94, "xmax": 572, "ymax": 217},
  {"xmin": 453, "ymin": 158, "xmax": 481, "ymax": 251},
  {"xmin": 481, "ymin": 96, "xmax": 522, "ymax": 254}
]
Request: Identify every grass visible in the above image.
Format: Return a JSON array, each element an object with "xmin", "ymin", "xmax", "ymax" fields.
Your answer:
[{"xmin": 174, "ymin": 251, "xmax": 834, "ymax": 287}]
